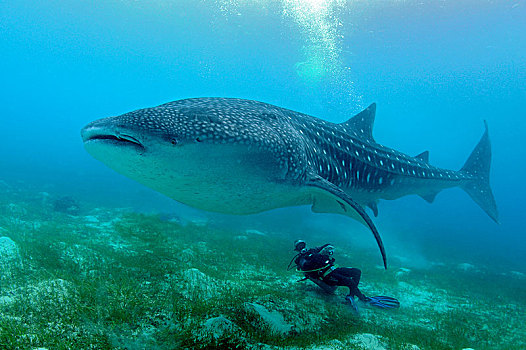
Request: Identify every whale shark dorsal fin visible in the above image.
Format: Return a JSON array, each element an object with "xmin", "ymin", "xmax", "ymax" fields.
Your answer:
[
  {"xmin": 342, "ymin": 103, "xmax": 376, "ymax": 141},
  {"xmin": 415, "ymin": 151, "xmax": 429, "ymax": 163}
]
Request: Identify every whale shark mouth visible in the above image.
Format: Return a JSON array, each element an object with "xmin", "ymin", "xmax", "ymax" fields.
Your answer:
[
  {"xmin": 82, "ymin": 127, "xmax": 145, "ymax": 150},
  {"xmin": 86, "ymin": 134, "xmax": 142, "ymax": 146}
]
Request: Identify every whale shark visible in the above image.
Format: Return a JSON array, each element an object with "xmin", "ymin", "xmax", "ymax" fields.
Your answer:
[{"xmin": 81, "ymin": 98, "xmax": 498, "ymax": 268}]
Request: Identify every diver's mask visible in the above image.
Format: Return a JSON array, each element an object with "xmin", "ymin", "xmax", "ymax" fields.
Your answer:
[{"xmin": 294, "ymin": 239, "xmax": 307, "ymax": 253}]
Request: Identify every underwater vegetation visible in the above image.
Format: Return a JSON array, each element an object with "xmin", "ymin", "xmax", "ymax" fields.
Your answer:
[
  {"xmin": 52, "ymin": 196, "xmax": 81, "ymax": 216},
  {"xmin": 0, "ymin": 182, "xmax": 524, "ymax": 350}
]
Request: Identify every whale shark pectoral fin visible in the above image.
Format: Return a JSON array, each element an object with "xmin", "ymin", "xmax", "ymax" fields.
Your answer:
[{"xmin": 305, "ymin": 175, "xmax": 387, "ymax": 269}]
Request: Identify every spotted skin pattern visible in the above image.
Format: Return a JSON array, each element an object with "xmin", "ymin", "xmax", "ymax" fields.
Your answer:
[
  {"xmin": 131, "ymin": 98, "xmax": 481, "ymax": 205},
  {"xmin": 82, "ymin": 97, "xmax": 498, "ymax": 268}
]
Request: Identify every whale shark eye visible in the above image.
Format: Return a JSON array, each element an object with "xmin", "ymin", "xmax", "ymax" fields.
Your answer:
[
  {"xmin": 196, "ymin": 137, "xmax": 202, "ymax": 142},
  {"xmin": 171, "ymin": 139, "xmax": 177, "ymax": 145}
]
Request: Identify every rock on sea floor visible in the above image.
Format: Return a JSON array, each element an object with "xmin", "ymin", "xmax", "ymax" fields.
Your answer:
[
  {"xmin": 0, "ymin": 236, "xmax": 22, "ymax": 280},
  {"xmin": 245, "ymin": 302, "xmax": 293, "ymax": 336}
]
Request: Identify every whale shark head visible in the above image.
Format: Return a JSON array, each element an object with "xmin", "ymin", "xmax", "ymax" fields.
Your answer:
[{"xmin": 81, "ymin": 98, "xmax": 303, "ymax": 213}]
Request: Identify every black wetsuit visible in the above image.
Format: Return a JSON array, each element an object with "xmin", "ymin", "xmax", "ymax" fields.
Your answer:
[{"xmin": 295, "ymin": 244, "xmax": 367, "ymax": 301}]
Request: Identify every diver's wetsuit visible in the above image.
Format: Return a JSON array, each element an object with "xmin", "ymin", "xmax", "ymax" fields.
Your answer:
[{"xmin": 295, "ymin": 244, "xmax": 367, "ymax": 301}]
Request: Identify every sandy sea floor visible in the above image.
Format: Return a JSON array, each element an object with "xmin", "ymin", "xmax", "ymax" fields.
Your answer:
[{"xmin": 0, "ymin": 181, "xmax": 524, "ymax": 350}]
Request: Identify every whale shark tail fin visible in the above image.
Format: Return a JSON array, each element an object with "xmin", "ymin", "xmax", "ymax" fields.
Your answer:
[{"xmin": 460, "ymin": 121, "xmax": 499, "ymax": 223}]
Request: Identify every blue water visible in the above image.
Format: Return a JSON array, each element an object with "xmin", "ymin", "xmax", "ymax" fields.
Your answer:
[{"xmin": 1, "ymin": 0, "xmax": 525, "ymax": 270}]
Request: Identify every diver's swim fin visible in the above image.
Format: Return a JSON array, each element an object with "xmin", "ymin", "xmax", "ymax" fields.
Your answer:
[
  {"xmin": 345, "ymin": 295, "xmax": 360, "ymax": 315},
  {"xmin": 365, "ymin": 296, "xmax": 400, "ymax": 309}
]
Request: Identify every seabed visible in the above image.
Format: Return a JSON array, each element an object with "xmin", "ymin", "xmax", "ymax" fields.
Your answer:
[{"xmin": 0, "ymin": 181, "xmax": 524, "ymax": 350}]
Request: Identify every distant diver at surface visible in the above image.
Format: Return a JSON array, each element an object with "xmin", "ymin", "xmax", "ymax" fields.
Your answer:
[
  {"xmin": 288, "ymin": 240, "xmax": 400, "ymax": 315},
  {"xmin": 81, "ymin": 97, "xmax": 499, "ymax": 269}
]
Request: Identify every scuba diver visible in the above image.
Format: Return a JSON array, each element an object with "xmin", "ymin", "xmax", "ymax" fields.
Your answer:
[{"xmin": 288, "ymin": 240, "xmax": 399, "ymax": 314}]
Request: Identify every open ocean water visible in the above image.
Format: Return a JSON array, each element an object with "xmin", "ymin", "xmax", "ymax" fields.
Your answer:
[{"xmin": 1, "ymin": 1, "xmax": 525, "ymax": 349}]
